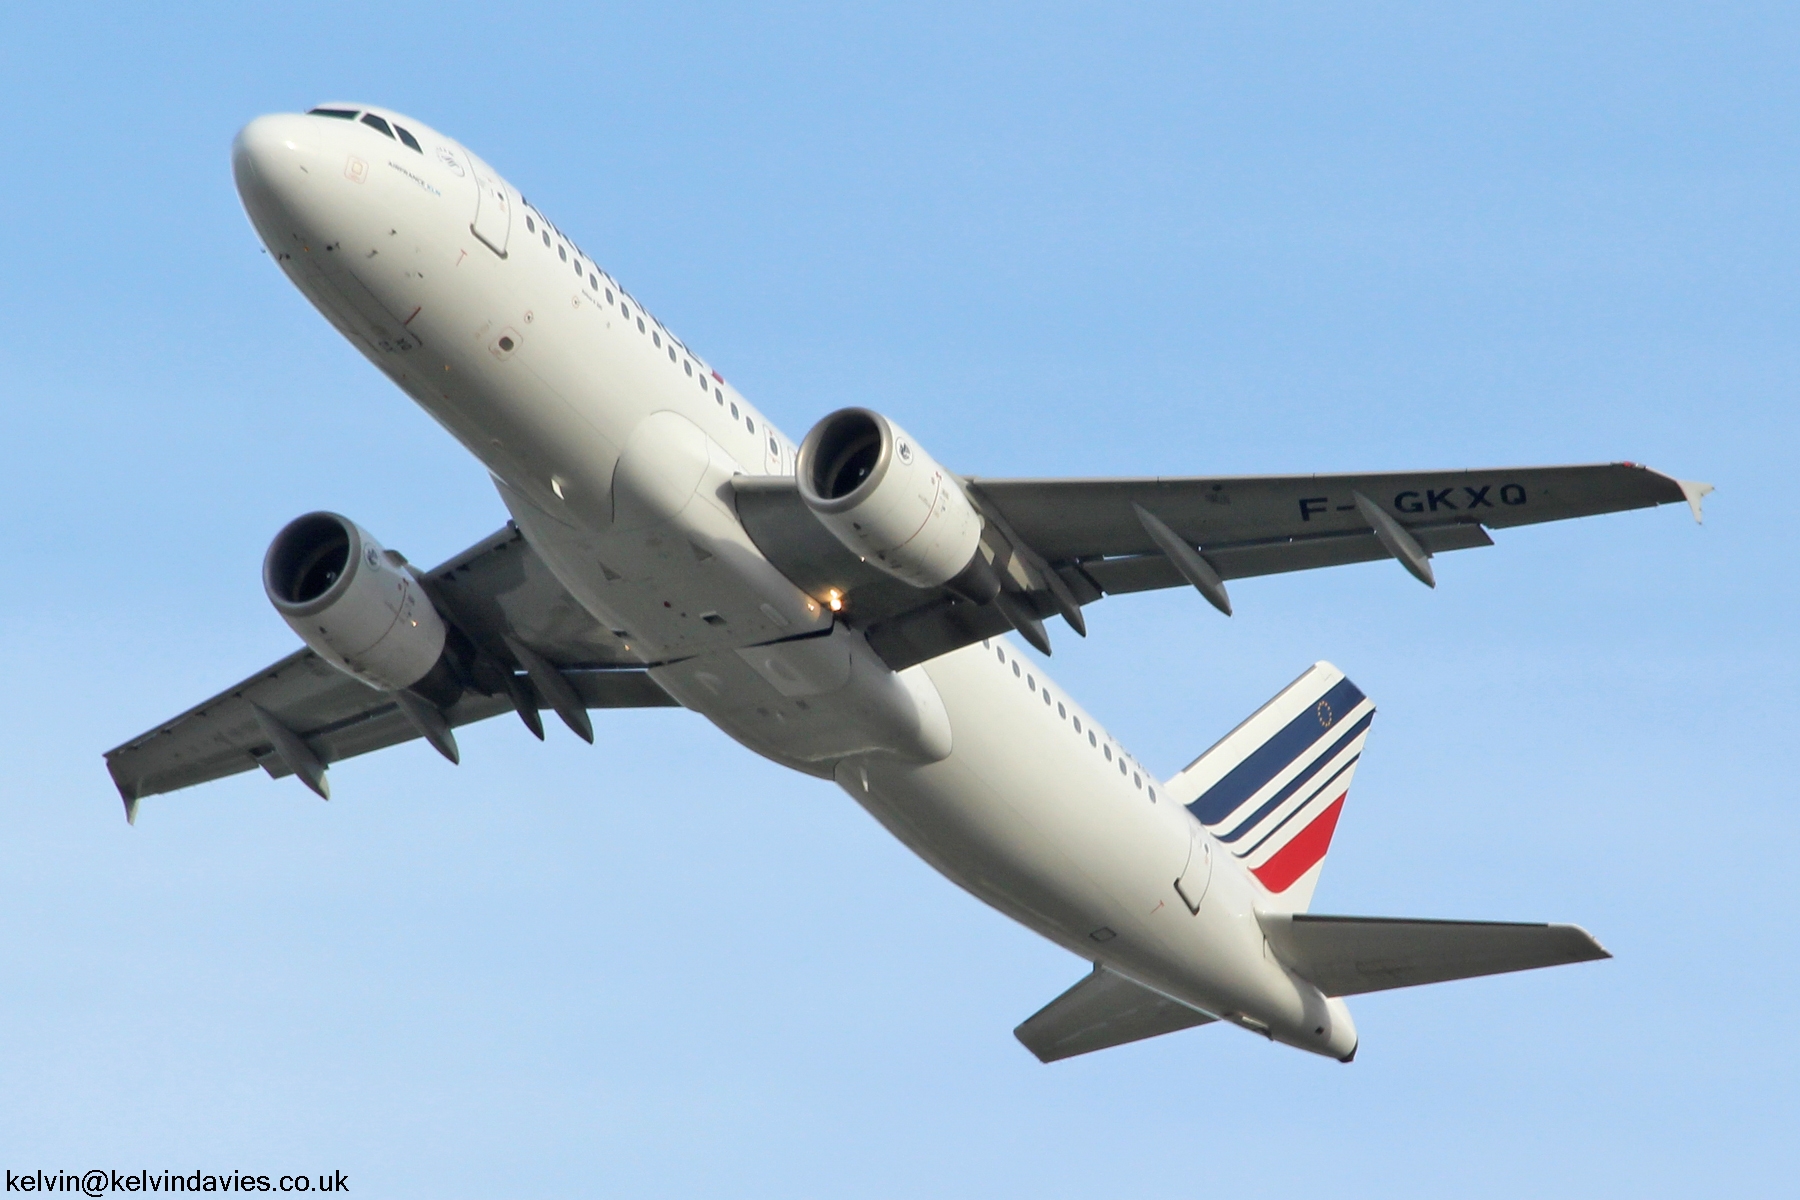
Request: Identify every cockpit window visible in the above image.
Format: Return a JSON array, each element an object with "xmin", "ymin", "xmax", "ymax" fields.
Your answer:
[
  {"xmin": 308, "ymin": 108, "xmax": 358, "ymax": 120},
  {"xmin": 393, "ymin": 124, "xmax": 423, "ymax": 153},
  {"xmin": 360, "ymin": 113, "xmax": 396, "ymax": 139}
]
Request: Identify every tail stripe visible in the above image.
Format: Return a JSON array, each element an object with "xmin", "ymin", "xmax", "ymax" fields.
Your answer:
[
  {"xmin": 1213, "ymin": 711, "xmax": 1374, "ymax": 844},
  {"xmin": 1167, "ymin": 661, "xmax": 1375, "ymax": 913},
  {"xmin": 1188, "ymin": 677, "xmax": 1367, "ymax": 825},
  {"xmin": 1238, "ymin": 752, "xmax": 1360, "ymax": 858},
  {"xmin": 1250, "ymin": 795, "xmax": 1347, "ymax": 893}
]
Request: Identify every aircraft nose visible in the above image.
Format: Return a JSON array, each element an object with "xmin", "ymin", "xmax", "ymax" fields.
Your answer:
[{"xmin": 232, "ymin": 113, "xmax": 321, "ymax": 223}]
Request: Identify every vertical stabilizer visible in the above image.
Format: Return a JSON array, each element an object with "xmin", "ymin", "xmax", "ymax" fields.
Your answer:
[{"xmin": 1166, "ymin": 663, "xmax": 1374, "ymax": 913}]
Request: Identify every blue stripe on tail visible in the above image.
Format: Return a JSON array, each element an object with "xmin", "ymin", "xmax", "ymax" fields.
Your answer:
[
  {"xmin": 1212, "ymin": 712, "xmax": 1373, "ymax": 843},
  {"xmin": 1188, "ymin": 677, "xmax": 1367, "ymax": 827}
]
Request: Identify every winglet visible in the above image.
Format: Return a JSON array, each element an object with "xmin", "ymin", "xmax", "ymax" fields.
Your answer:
[
  {"xmin": 107, "ymin": 757, "xmax": 141, "ymax": 825},
  {"xmin": 1677, "ymin": 479, "xmax": 1714, "ymax": 525}
]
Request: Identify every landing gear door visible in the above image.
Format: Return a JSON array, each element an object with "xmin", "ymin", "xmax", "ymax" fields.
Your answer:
[
  {"xmin": 464, "ymin": 149, "xmax": 512, "ymax": 258},
  {"xmin": 1174, "ymin": 823, "xmax": 1213, "ymax": 915}
]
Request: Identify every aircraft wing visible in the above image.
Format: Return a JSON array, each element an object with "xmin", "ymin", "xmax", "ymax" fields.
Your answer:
[
  {"xmin": 103, "ymin": 524, "xmax": 676, "ymax": 818},
  {"xmin": 733, "ymin": 463, "xmax": 1709, "ymax": 670}
]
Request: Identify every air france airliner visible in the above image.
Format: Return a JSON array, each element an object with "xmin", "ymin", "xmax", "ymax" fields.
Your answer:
[{"xmin": 105, "ymin": 104, "xmax": 1709, "ymax": 1063}]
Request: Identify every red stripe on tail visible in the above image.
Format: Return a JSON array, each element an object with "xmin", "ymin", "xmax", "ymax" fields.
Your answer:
[{"xmin": 1251, "ymin": 794, "xmax": 1346, "ymax": 894}]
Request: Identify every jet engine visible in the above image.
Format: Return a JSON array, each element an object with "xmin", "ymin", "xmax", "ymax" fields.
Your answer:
[
  {"xmin": 263, "ymin": 512, "xmax": 450, "ymax": 692},
  {"xmin": 796, "ymin": 408, "xmax": 999, "ymax": 601}
]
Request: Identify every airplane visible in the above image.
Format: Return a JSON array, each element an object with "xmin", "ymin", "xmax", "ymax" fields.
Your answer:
[{"xmin": 104, "ymin": 103, "xmax": 1711, "ymax": 1064}]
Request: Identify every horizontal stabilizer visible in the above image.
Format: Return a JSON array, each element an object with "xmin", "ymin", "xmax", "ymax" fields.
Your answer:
[
  {"xmin": 1260, "ymin": 913, "xmax": 1610, "ymax": 997},
  {"xmin": 1014, "ymin": 964, "xmax": 1216, "ymax": 1063}
]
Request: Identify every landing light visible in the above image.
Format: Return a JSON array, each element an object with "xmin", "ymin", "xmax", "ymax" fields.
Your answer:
[{"xmin": 826, "ymin": 589, "xmax": 844, "ymax": 613}]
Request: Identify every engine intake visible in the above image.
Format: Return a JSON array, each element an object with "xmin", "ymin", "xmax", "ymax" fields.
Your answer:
[
  {"xmin": 796, "ymin": 408, "xmax": 996, "ymax": 599},
  {"xmin": 264, "ymin": 512, "xmax": 449, "ymax": 692}
]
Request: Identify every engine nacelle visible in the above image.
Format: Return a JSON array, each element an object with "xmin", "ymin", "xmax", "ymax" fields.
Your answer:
[
  {"xmin": 796, "ymin": 408, "xmax": 993, "ymax": 596},
  {"xmin": 263, "ymin": 512, "xmax": 448, "ymax": 692}
]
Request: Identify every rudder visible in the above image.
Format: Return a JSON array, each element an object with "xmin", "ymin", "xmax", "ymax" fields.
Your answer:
[{"xmin": 1166, "ymin": 663, "xmax": 1374, "ymax": 913}]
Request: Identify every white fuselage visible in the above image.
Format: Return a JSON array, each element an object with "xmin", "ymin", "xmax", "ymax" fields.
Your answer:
[{"xmin": 232, "ymin": 106, "xmax": 1355, "ymax": 1059}]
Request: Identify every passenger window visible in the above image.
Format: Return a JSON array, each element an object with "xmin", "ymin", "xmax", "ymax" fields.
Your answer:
[
  {"xmin": 670, "ymin": 347, "xmax": 678, "ymax": 363},
  {"xmin": 361, "ymin": 113, "xmax": 395, "ymax": 139},
  {"xmin": 1133, "ymin": 773, "xmax": 1141, "ymax": 788},
  {"xmin": 1119, "ymin": 759, "xmax": 1127, "ymax": 775},
  {"xmin": 730, "ymin": 402, "xmax": 739, "ymax": 418},
  {"xmin": 526, "ymin": 216, "xmax": 536, "ymax": 233},
  {"xmin": 637, "ymin": 317, "xmax": 645, "ymax": 332},
  {"xmin": 996, "ymin": 647, "xmax": 1005, "ymax": 662},
  {"xmin": 394, "ymin": 125, "xmax": 423, "ymax": 152},
  {"xmin": 1072, "ymin": 716, "xmax": 1080, "ymax": 732},
  {"xmin": 1057, "ymin": 702, "xmax": 1066, "ymax": 718},
  {"xmin": 589, "ymin": 274, "xmax": 598, "ymax": 289},
  {"xmin": 574, "ymin": 258, "xmax": 582, "ymax": 276},
  {"xmin": 1088, "ymin": 731, "xmax": 1097, "ymax": 747},
  {"xmin": 1148, "ymin": 786, "xmax": 1157, "ymax": 801},
  {"xmin": 684, "ymin": 361, "xmax": 693, "ymax": 376},
  {"xmin": 653, "ymin": 331, "xmax": 661, "ymax": 347},
  {"xmin": 1027, "ymin": 675, "xmax": 1035, "ymax": 691},
  {"xmin": 621, "ymin": 303, "xmax": 630, "ymax": 319},
  {"xmin": 1104, "ymin": 745, "xmax": 1112, "ymax": 761},
  {"xmin": 1043, "ymin": 690, "xmax": 1051, "ymax": 706},
  {"xmin": 606, "ymin": 289, "xmax": 614, "ymax": 303},
  {"xmin": 715, "ymin": 388, "xmax": 724, "ymax": 404},
  {"xmin": 542, "ymin": 231, "xmax": 551, "ymax": 247},
  {"xmin": 746, "ymin": 416, "xmax": 754, "ymax": 432},
  {"xmin": 1012, "ymin": 662, "xmax": 1021, "ymax": 678},
  {"xmin": 558, "ymin": 245, "xmax": 567, "ymax": 262},
  {"xmin": 307, "ymin": 108, "xmax": 358, "ymax": 120}
]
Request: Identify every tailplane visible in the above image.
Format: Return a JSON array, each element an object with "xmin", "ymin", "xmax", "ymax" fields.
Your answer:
[
  {"xmin": 1259, "ymin": 913, "xmax": 1610, "ymax": 996},
  {"xmin": 1166, "ymin": 662, "xmax": 1374, "ymax": 912},
  {"xmin": 1014, "ymin": 964, "xmax": 1216, "ymax": 1062}
]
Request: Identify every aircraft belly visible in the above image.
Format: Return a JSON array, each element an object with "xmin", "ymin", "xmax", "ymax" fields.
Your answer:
[{"xmin": 840, "ymin": 644, "xmax": 1328, "ymax": 1033}]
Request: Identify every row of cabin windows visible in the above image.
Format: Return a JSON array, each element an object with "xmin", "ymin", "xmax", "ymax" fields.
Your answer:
[
  {"xmin": 308, "ymin": 108, "xmax": 423, "ymax": 153},
  {"xmin": 290, "ymin": 124, "xmax": 770, "ymax": 453},
  {"xmin": 519, "ymin": 213, "xmax": 767, "ymax": 440},
  {"xmin": 988, "ymin": 641, "xmax": 1154, "ymax": 800}
]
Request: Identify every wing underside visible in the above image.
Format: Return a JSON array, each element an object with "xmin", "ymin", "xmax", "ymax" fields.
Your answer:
[
  {"xmin": 104, "ymin": 525, "xmax": 677, "ymax": 810},
  {"xmin": 734, "ymin": 463, "xmax": 1703, "ymax": 671},
  {"xmin": 108, "ymin": 462, "xmax": 1704, "ymax": 808}
]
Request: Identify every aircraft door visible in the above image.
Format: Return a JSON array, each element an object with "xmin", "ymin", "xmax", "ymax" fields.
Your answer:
[
  {"xmin": 464, "ymin": 149, "xmax": 513, "ymax": 258},
  {"xmin": 1174, "ymin": 822, "xmax": 1213, "ymax": 914}
]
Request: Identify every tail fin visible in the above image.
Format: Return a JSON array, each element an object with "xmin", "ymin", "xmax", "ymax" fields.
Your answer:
[{"xmin": 1166, "ymin": 662, "xmax": 1374, "ymax": 913}]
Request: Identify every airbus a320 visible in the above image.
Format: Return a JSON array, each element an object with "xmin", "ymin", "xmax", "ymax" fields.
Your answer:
[{"xmin": 105, "ymin": 105, "xmax": 1710, "ymax": 1063}]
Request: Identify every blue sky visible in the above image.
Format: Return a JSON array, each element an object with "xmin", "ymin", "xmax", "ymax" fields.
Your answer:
[{"xmin": 1, "ymin": 3, "xmax": 1793, "ymax": 1195}]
